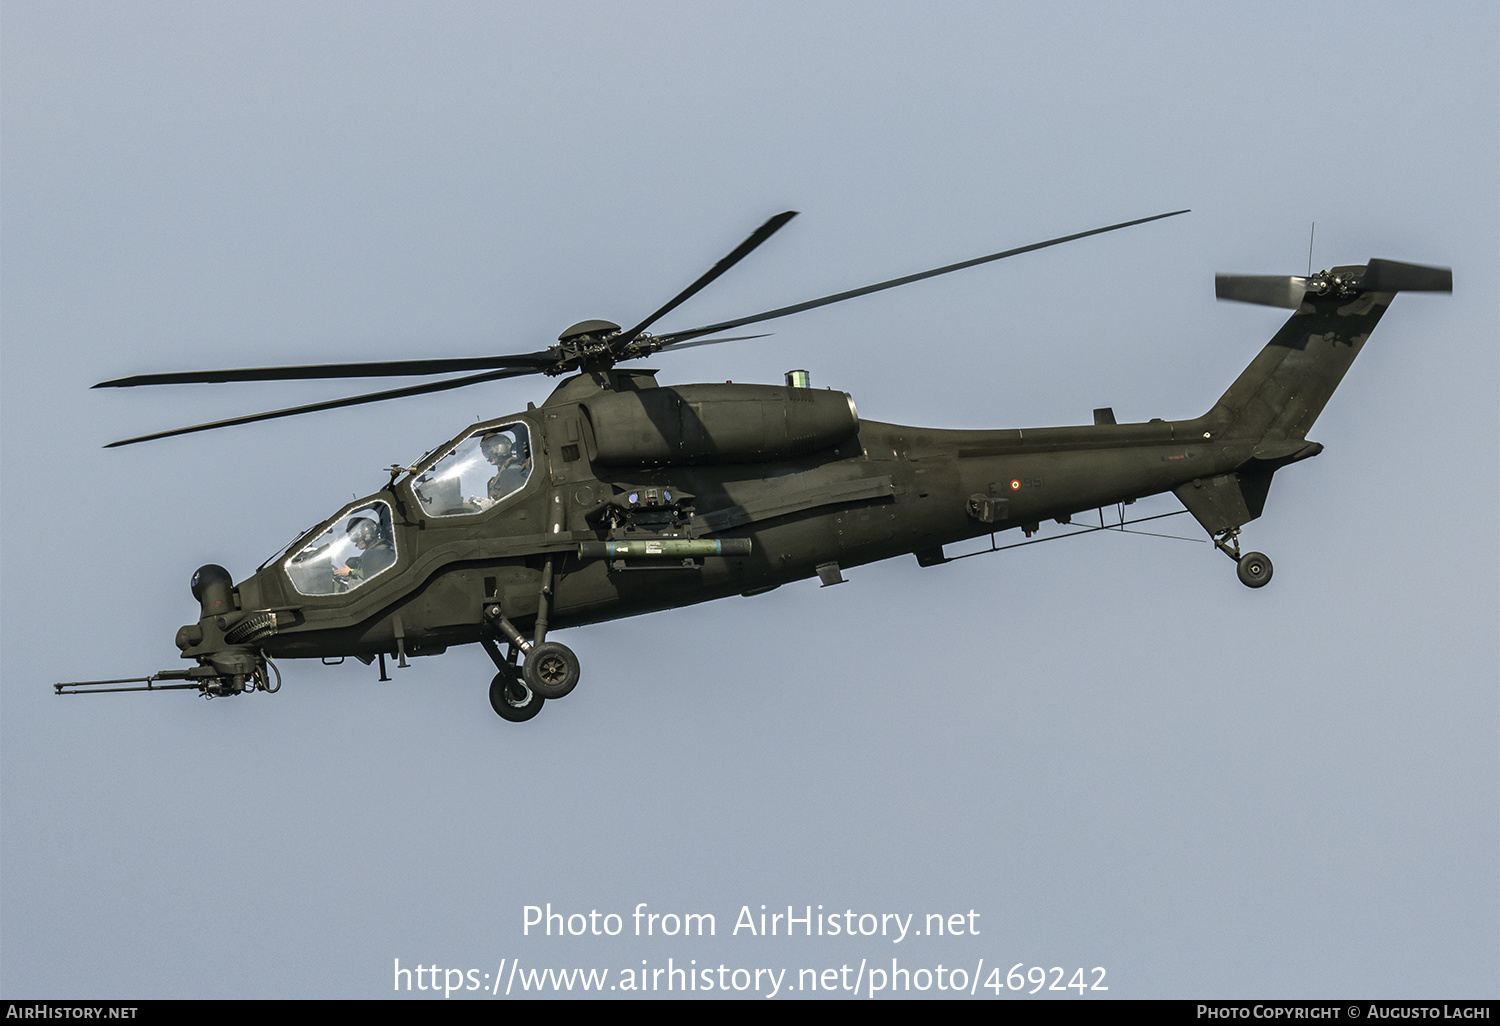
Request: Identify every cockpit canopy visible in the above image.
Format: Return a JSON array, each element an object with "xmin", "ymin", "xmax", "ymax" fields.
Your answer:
[
  {"xmin": 277, "ymin": 422, "xmax": 534, "ymax": 598},
  {"xmin": 411, "ymin": 422, "xmax": 534, "ymax": 518},
  {"xmin": 284, "ymin": 499, "xmax": 397, "ymax": 596}
]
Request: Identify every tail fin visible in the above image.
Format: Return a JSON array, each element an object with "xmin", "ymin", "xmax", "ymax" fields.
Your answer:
[
  {"xmin": 1174, "ymin": 260, "xmax": 1450, "ymax": 539},
  {"xmin": 1207, "ymin": 259, "xmax": 1451, "ymax": 442}
]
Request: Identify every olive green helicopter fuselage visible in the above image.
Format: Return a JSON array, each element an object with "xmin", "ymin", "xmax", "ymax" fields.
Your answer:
[{"xmin": 56, "ymin": 210, "xmax": 1450, "ymax": 722}]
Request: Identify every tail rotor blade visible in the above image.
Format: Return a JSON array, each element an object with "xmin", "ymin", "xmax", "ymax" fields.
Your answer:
[
  {"xmin": 1217, "ymin": 259, "xmax": 1453, "ymax": 309},
  {"xmin": 1215, "ymin": 275, "xmax": 1309, "ymax": 309},
  {"xmin": 1360, "ymin": 259, "xmax": 1453, "ymax": 293}
]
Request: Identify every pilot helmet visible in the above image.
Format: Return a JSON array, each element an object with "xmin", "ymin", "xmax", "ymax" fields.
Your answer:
[
  {"xmin": 481, "ymin": 432, "xmax": 513, "ymax": 462},
  {"xmin": 345, "ymin": 516, "xmax": 380, "ymax": 546}
]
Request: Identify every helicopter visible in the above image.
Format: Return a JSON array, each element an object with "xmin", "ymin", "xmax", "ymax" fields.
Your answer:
[{"xmin": 55, "ymin": 210, "xmax": 1452, "ymax": 722}]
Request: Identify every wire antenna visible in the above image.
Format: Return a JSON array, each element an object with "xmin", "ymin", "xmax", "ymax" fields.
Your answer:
[{"xmin": 1307, "ymin": 222, "xmax": 1316, "ymax": 276}]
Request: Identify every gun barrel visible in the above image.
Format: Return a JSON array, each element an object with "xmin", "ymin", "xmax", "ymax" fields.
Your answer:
[{"xmin": 55, "ymin": 670, "xmax": 197, "ymax": 695}]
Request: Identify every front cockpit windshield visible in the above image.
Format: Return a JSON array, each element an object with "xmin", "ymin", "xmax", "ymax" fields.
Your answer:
[
  {"xmin": 284, "ymin": 500, "xmax": 397, "ymax": 596},
  {"xmin": 412, "ymin": 423, "xmax": 533, "ymax": 518}
]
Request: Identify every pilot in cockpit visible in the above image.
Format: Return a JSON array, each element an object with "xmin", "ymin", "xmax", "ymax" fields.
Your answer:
[
  {"xmin": 483, "ymin": 431, "xmax": 530, "ymax": 503},
  {"xmin": 332, "ymin": 515, "xmax": 396, "ymax": 585}
]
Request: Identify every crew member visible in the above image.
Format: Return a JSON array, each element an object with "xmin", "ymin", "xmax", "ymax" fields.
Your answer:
[
  {"xmin": 332, "ymin": 515, "xmax": 395, "ymax": 586},
  {"xmin": 483, "ymin": 431, "xmax": 530, "ymax": 502}
]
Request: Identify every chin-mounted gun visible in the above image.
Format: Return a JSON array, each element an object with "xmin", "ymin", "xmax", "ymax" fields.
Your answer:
[
  {"xmin": 54, "ymin": 563, "xmax": 284, "ymax": 700},
  {"xmin": 54, "ymin": 663, "xmax": 279, "ymax": 698}
]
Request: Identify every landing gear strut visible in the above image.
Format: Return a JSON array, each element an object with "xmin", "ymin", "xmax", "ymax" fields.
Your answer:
[
  {"xmin": 481, "ymin": 635, "xmax": 544, "ymax": 722},
  {"xmin": 1213, "ymin": 528, "xmax": 1274, "ymax": 589},
  {"xmin": 479, "ymin": 583, "xmax": 582, "ymax": 719}
]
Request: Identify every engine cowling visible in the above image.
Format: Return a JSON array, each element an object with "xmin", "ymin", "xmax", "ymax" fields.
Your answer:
[{"xmin": 582, "ymin": 383, "xmax": 858, "ymax": 466}]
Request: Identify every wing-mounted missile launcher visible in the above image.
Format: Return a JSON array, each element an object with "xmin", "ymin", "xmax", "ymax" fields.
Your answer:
[{"xmin": 55, "ymin": 212, "xmax": 1451, "ymax": 722}]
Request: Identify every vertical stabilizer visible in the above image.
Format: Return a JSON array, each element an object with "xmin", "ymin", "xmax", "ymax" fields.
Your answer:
[
  {"xmin": 1184, "ymin": 258, "xmax": 1449, "ymax": 537},
  {"xmin": 1208, "ymin": 265, "xmax": 1397, "ymax": 442}
]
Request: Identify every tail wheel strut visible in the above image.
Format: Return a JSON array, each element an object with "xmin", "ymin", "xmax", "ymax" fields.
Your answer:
[{"xmin": 1214, "ymin": 528, "xmax": 1274, "ymax": 589}]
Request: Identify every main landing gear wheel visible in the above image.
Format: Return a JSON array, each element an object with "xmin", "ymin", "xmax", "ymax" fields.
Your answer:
[
  {"xmin": 1237, "ymin": 551, "xmax": 1273, "ymax": 589},
  {"xmin": 489, "ymin": 670, "xmax": 544, "ymax": 722},
  {"xmin": 524, "ymin": 641, "xmax": 580, "ymax": 699}
]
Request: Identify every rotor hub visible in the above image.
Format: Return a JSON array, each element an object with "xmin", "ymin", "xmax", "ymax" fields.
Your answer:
[{"xmin": 556, "ymin": 319, "xmax": 621, "ymax": 343}]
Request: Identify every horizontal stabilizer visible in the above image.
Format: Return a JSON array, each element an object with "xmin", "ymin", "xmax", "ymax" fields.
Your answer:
[
  {"xmin": 1215, "ymin": 274, "xmax": 1308, "ymax": 309},
  {"xmin": 1359, "ymin": 259, "xmax": 1452, "ymax": 293}
]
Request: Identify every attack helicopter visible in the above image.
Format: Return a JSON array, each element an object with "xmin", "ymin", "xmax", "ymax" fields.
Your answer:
[{"xmin": 56, "ymin": 210, "xmax": 1451, "ymax": 722}]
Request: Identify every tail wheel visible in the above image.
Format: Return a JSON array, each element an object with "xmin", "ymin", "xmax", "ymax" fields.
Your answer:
[
  {"xmin": 524, "ymin": 641, "xmax": 581, "ymax": 699},
  {"xmin": 1237, "ymin": 551, "xmax": 1273, "ymax": 588},
  {"xmin": 489, "ymin": 671, "xmax": 544, "ymax": 722}
]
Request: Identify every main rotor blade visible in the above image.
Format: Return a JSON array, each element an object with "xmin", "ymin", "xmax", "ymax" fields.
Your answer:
[
  {"xmin": 655, "ymin": 333, "xmax": 771, "ymax": 353},
  {"xmin": 104, "ymin": 366, "xmax": 539, "ymax": 447},
  {"xmin": 655, "ymin": 209, "xmax": 1190, "ymax": 344},
  {"xmin": 94, "ymin": 352, "xmax": 554, "ymax": 388},
  {"xmin": 610, "ymin": 211, "xmax": 798, "ymax": 354}
]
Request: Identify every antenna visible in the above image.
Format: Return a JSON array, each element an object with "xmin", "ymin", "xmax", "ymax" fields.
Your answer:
[{"xmin": 1307, "ymin": 222, "xmax": 1316, "ymax": 276}]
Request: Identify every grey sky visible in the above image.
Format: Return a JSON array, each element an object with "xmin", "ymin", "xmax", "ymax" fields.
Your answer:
[{"xmin": 3, "ymin": 1, "xmax": 1496, "ymax": 999}]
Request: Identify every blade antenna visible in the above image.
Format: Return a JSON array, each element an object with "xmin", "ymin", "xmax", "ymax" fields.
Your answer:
[{"xmin": 1307, "ymin": 222, "xmax": 1316, "ymax": 277}]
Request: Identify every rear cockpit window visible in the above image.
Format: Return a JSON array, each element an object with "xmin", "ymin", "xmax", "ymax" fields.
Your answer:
[
  {"xmin": 412, "ymin": 423, "xmax": 533, "ymax": 518},
  {"xmin": 284, "ymin": 500, "xmax": 397, "ymax": 596}
]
